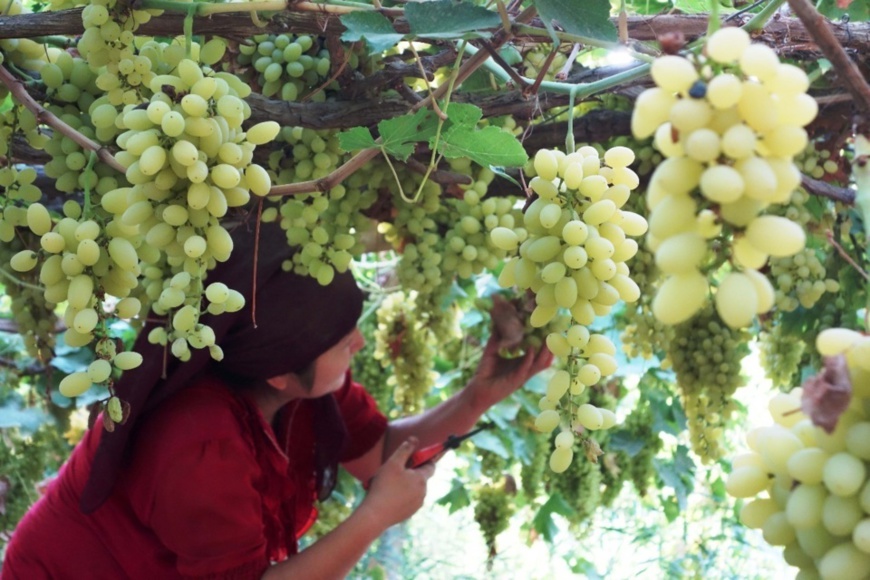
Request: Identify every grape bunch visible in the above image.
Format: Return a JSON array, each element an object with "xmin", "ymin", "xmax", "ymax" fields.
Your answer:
[
  {"xmin": 667, "ymin": 306, "xmax": 750, "ymax": 462},
  {"xmin": 269, "ymin": 127, "xmax": 376, "ymax": 285},
  {"xmin": 350, "ymin": 308, "xmax": 392, "ymax": 412},
  {"xmin": 76, "ymin": 0, "xmax": 161, "ymax": 71},
  {"xmin": 769, "ymin": 247, "xmax": 840, "ymax": 312},
  {"xmin": 473, "ymin": 481, "xmax": 514, "ymax": 561},
  {"xmin": 237, "ymin": 33, "xmax": 333, "ymax": 102},
  {"xmin": 758, "ymin": 325, "xmax": 807, "ymax": 389},
  {"xmin": 632, "ymin": 26, "xmax": 814, "ymax": 329},
  {"xmin": 0, "ymin": 233, "xmax": 57, "ymax": 362},
  {"xmin": 493, "ymin": 146, "xmax": 648, "ymax": 472},
  {"xmin": 726, "ymin": 328, "xmax": 870, "ymax": 580},
  {"xmin": 795, "ymin": 139, "xmax": 844, "ymax": 182},
  {"xmin": 372, "ymin": 290, "xmax": 441, "ymax": 414}
]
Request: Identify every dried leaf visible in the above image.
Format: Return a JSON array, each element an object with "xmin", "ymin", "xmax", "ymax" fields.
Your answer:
[
  {"xmin": 490, "ymin": 294, "xmax": 525, "ymax": 351},
  {"xmin": 582, "ymin": 437, "xmax": 604, "ymax": 463},
  {"xmin": 801, "ymin": 355, "xmax": 852, "ymax": 434},
  {"xmin": 503, "ymin": 474, "xmax": 518, "ymax": 496},
  {"xmin": 102, "ymin": 410, "xmax": 116, "ymax": 433},
  {"xmin": 120, "ymin": 400, "xmax": 132, "ymax": 425}
]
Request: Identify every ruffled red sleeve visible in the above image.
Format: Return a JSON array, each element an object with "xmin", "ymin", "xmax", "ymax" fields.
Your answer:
[{"xmin": 334, "ymin": 372, "xmax": 388, "ymax": 461}]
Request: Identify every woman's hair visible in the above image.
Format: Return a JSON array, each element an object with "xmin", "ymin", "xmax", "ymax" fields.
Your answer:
[{"xmin": 80, "ymin": 217, "xmax": 364, "ymax": 513}]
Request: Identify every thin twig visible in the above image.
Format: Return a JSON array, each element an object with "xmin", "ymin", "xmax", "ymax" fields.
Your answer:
[
  {"xmin": 826, "ymin": 229, "xmax": 870, "ymax": 281},
  {"xmin": 479, "ymin": 39, "xmax": 529, "ymax": 88},
  {"xmin": 787, "ymin": 0, "xmax": 870, "ymax": 116},
  {"xmin": 0, "ymin": 64, "xmax": 125, "ymax": 173},
  {"xmin": 252, "ymin": 197, "xmax": 264, "ymax": 329}
]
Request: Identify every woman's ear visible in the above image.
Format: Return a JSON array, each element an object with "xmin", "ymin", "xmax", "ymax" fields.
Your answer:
[{"xmin": 266, "ymin": 374, "xmax": 289, "ymax": 391}]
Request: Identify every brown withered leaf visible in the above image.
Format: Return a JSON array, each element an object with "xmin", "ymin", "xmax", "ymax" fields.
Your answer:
[
  {"xmin": 801, "ymin": 355, "xmax": 852, "ymax": 434},
  {"xmin": 503, "ymin": 474, "xmax": 518, "ymax": 496},
  {"xmin": 490, "ymin": 294, "xmax": 525, "ymax": 351},
  {"xmin": 102, "ymin": 410, "xmax": 116, "ymax": 433},
  {"xmin": 583, "ymin": 437, "xmax": 604, "ymax": 463}
]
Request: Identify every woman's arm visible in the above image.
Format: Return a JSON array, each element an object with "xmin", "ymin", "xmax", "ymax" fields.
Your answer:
[
  {"xmin": 343, "ymin": 339, "xmax": 552, "ymax": 482},
  {"xmin": 263, "ymin": 439, "xmax": 434, "ymax": 580}
]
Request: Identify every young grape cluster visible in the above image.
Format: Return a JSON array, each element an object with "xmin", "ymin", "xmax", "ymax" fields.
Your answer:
[
  {"xmin": 473, "ymin": 481, "xmax": 514, "ymax": 562},
  {"xmin": 237, "ymin": 33, "xmax": 333, "ymax": 102},
  {"xmin": 632, "ymin": 26, "xmax": 815, "ymax": 330},
  {"xmin": 269, "ymin": 127, "xmax": 376, "ymax": 285},
  {"xmin": 758, "ymin": 326, "xmax": 807, "ymax": 389},
  {"xmin": 494, "ymin": 146, "xmax": 647, "ymax": 472},
  {"xmin": 373, "ymin": 290, "xmax": 451, "ymax": 414},
  {"xmin": 769, "ymin": 247, "xmax": 840, "ymax": 312},
  {"xmin": 667, "ymin": 306, "xmax": 750, "ymax": 462},
  {"xmin": 727, "ymin": 328, "xmax": 870, "ymax": 580}
]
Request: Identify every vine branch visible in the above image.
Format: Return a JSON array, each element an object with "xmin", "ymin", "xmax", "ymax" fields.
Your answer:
[
  {"xmin": 0, "ymin": 65, "xmax": 125, "ymax": 173},
  {"xmin": 801, "ymin": 175, "xmax": 856, "ymax": 205},
  {"xmin": 786, "ymin": 0, "xmax": 870, "ymax": 118}
]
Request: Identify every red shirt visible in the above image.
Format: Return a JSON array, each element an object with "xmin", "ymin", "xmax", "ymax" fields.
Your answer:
[{"xmin": 2, "ymin": 372, "xmax": 387, "ymax": 580}]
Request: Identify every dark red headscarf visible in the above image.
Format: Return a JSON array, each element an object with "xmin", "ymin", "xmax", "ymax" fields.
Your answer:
[{"xmin": 80, "ymin": 215, "xmax": 364, "ymax": 513}]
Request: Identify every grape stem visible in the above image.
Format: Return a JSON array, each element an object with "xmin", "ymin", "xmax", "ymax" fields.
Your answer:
[
  {"xmin": 0, "ymin": 266, "xmax": 44, "ymax": 292},
  {"xmin": 0, "ymin": 64, "xmax": 125, "ymax": 174},
  {"xmin": 743, "ymin": 0, "xmax": 786, "ymax": 31},
  {"xmin": 825, "ymin": 229, "xmax": 869, "ymax": 282},
  {"xmin": 786, "ymin": 0, "xmax": 870, "ymax": 116}
]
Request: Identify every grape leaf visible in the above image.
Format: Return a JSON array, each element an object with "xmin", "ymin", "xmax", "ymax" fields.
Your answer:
[
  {"xmin": 533, "ymin": 0, "xmax": 617, "ymax": 43},
  {"xmin": 653, "ymin": 445, "xmax": 695, "ymax": 510},
  {"xmin": 471, "ymin": 430, "xmax": 510, "ymax": 458},
  {"xmin": 338, "ymin": 127, "xmax": 377, "ymax": 152},
  {"xmin": 405, "ymin": 0, "xmax": 501, "ymax": 40},
  {"xmin": 437, "ymin": 126, "xmax": 528, "ymax": 168},
  {"xmin": 801, "ymin": 355, "xmax": 852, "ymax": 433},
  {"xmin": 339, "ymin": 12, "xmax": 404, "ymax": 55},
  {"xmin": 532, "ymin": 491, "xmax": 574, "ymax": 542},
  {"xmin": 607, "ymin": 429, "xmax": 647, "ymax": 457},
  {"xmin": 436, "ymin": 478, "xmax": 471, "ymax": 514},
  {"xmin": 378, "ymin": 109, "xmax": 438, "ymax": 161},
  {"xmin": 444, "ymin": 102, "xmax": 483, "ymax": 128}
]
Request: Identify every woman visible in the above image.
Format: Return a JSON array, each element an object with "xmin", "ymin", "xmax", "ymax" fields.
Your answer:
[{"xmin": 1, "ymin": 219, "xmax": 551, "ymax": 579}]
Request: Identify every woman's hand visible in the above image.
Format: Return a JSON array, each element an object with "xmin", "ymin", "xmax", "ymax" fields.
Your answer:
[
  {"xmin": 466, "ymin": 331, "xmax": 554, "ymax": 414},
  {"xmin": 360, "ymin": 438, "xmax": 435, "ymax": 530}
]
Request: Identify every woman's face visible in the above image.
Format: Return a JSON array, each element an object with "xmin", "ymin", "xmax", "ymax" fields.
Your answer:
[{"xmin": 307, "ymin": 327, "xmax": 365, "ymax": 397}]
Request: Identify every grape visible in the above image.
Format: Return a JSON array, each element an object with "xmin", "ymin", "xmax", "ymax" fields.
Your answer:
[
  {"xmin": 549, "ymin": 446, "xmax": 573, "ymax": 473},
  {"xmin": 113, "ymin": 351, "xmax": 143, "ymax": 371},
  {"xmin": 786, "ymin": 484, "xmax": 826, "ymax": 529},
  {"xmin": 59, "ymin": 371, "xmax": 92, "ymax": 398},
  {"xmin": 823, "ymin": 452, "xmax": 866, "ymax": 497}
]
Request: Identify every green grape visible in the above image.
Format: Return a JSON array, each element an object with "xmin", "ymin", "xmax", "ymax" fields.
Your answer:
[{"xmin": 473, "ymin": 482, "xmax": 513, "ymax": 562}]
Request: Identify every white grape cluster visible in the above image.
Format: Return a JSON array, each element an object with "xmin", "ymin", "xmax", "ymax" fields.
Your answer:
[
  {"xmin": 372, "ymin": 290, "xmax": 441, "ymax": 414},
  {"xmin": 632, "ymin": 26, "xmax": 815, "ymax": 330},
  {"xmin": 727, "ymin": 328, "xmax": 870, "ymax": 580},
  {"xmin": 238, "ymin": 33, "xmax": 333, "ymax": 102},
  {"xmin": 493, "ymin": 146, "xmax": 648, "ymax": 472},
  {"xmin": 769, "ymin": 248, "xmax": 840, "ymax": 312},
  {"xmin": 77, "ymin": 0, "xmax": 161, "ymax": 71},
  {"xmin": 440, "ymin": 160, "xmax": 516, "ymax": 280},
  {"xmin": 8, "ymin": 203, "xmax": 148, "ymax": 397},
  {"xmin": 268, "ymin": 127, "xmax": 376, "ymax": 285},
  {"xmin": 97, "ymin": 58, "xmax": 277, "ymax": 365},
  {"xmin": 377, "ymin": 169, "xmax": 448, "ymax": 295},
  {"xmin": 0, "ymin": 166, "xmax": 40, "ymax": 242},
  {"xmin": 0, "ymin": 0, "xmax": 49, "ymax": 73}
]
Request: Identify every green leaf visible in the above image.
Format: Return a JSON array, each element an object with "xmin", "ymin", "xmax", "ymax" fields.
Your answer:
[
  {"xmin": 338, "ymin": 126, "xmax": 378, "ymax": 152},
  {"xmin": 608, "ymin": 429, "xmax": 646, "ymax": 457},
  {"xmin": 533, "ymin": 0, "xmax": 616, "ymax": 42},
  {"xmin": 405, "ymin": 0, "xmax": 501, "ymax": 40},
  {"xmin": 653, "ymin": 445, "xmax": 696, "ymax": 510},
  {"xmin": 532, "ymin": 491, "xmax": 574, "ymax": 542},
  {"xmin": 443, "ymin": 102, "xmax": 482, "ymax": 127},
  {"xmin": 339, "ymin": 12, "xmax": 404, "ymax": 55},
  {"xmin": 437, "ymin": 125, "xmax": 528, "ymax": 168},
  {"xmin": 378, "ymin": 109, "xmax": 437, "ymax": 161},
  {"xmin": 436, "ymin": 477, "xmax": 472, "ymax": 514},
  {"xmin": 471, "ymin": 430, "xmax": 510, "ymax": 458}
]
